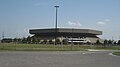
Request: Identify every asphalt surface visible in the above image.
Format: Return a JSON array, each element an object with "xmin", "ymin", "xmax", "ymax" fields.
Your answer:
[{"xmin": 0, "ymin": 51, "xmax": 120, "ymax": 67}]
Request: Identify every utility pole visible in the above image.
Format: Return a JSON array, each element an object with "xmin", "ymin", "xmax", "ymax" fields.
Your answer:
[{"xmin": 54, "ymin": 6, "xmax": 59, "ymax": 45}]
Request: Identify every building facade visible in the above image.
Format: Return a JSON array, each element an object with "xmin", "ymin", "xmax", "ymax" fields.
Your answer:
[{"xmin": 29, "ymin": 28, "xmax": 102, "ymax": 44}]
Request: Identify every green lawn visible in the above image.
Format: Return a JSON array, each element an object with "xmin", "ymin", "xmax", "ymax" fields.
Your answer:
[
  {"xmin": 91, "ymin": 46, "xmax": 120, "ymax": 50},
  {"xmin": 112, "ymin": 52, "xmax": 120, "ymax": 56},
  {"xmin": 0, "ymin": 43, "xmax": 87, "ymax": 51},
  {"xmin": 0, "ymin": 43, "xmax": 120, "ymax": 51}
]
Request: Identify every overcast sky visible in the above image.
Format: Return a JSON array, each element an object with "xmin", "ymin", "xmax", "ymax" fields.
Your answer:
[{"xmin": 0, "ymin": 0, "xmax": 120, "ymax": 40}]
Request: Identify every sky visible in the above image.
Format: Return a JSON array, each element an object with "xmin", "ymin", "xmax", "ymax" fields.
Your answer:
[{"xmin": 0, "ymin": 0, "xmax": 120, "ymax": 40}]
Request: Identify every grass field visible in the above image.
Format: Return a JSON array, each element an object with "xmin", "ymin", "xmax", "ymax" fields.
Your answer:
[
  {"xmin": 112, "ymin": 52, "xmax": 120, "ymax": 56},
  {"xmin": 0, "ymin": 43, "xmax": 120, "ymax": 51}
]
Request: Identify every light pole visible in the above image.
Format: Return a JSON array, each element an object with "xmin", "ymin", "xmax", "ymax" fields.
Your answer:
[
  {"xmin": 54, "ymin": 6, "xmax": 59, "ymax": 45},
  {"xmin": 2, "ymin": 32, "xmax": 4, "ymax": 39}
]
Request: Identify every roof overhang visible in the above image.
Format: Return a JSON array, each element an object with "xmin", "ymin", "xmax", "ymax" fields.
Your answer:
[{"xmin": 29, "ymin": 28, "xmax": 102, "ymax": 35}]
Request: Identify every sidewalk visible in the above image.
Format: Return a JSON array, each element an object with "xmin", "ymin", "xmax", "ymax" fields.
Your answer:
[{"xmin": 87, "ymin": 49, "xmax": 120, "ymax": 52}]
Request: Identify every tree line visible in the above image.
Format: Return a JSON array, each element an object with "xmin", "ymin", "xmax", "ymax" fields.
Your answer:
[
  {"xmin": 1, "ymin": 36, "xmax": 120, "ymax": 46},
  {"xmin": 96, "ymin": 39, "xmax": 120, "ymax": 46}
]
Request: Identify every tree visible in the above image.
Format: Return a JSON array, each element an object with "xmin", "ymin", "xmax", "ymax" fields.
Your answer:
[
  {"xmin": 117, "ymin": 40, "xmax": 120, "ymax": 45},
  {"xmin": 108, "ymin": 40, "xmax": 113, "ymax": 46},
  {"xmin": 108, "ymin": 40, "xmax": 113, "ymax": 44},
  {"xmin": 104, "ymin": 39, "xmax": 108, "ymax": 44},
  {"xmin": 87, "ymin": 42, "xmax": 91, "ymax": 45},
  {"xmin": 43, "ymin": 40, "xmax": 47, "ymax": 44},
  {"xmin": 13, "ymin": 38, "xmax": 17, "ymax": 43},
  {"xmin": 113, "ymin": 41, "xmax": 117, "ymax": 45},
  {"xmin": 103, "ymin": 39, "xmax": 108, "ymax": 48},
  {"xmin": 2, "ymin": 38, "xmax": 13, "ymax": 43},
  {"xmin": 31, "ymin": 37, "xmax": 37, "ymax": 44},
  {"xmin": 22, "ymin": 37, "xmax": 27, "ymax": 44},
  {"xmin": 62, "ymin": 39, "xmax": 68, "ymax": 44},
  {"xmin": 26, "ymin": 36, "xmax": 31, "ymax": 44},
  {"xmin": 56, "ymin": 39, "xmax": 60, "ymax": 44},
  {"xmin": 96, "ymin": 40, "xmax": 101, "ymax": 45},
  {"xmin": 17, "ymin": 38, "xmax": 21, "ymax": 43},
  {"xmin": 49, "ymin": 40, "xmax": 53, "ymax": 44}
]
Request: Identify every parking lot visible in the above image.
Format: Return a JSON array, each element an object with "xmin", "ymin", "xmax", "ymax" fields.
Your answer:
[{"xmin": 0, "ymin": 51, "xmax": 120, "ymax": 67}]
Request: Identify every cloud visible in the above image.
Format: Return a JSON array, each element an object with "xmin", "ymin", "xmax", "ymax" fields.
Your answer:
[
  {"xmin": 97, "ymin": 21, "xmax": 106, "ymax": 25},
  {"xmin": 68, "ymin": 21, "xmax": 82, "ymax": 27},
  {"xmin": 105, "ymin": 19, "xmax": 111, "ymax": 22},
  {"xmin": 97, "ymin": 19, "xmax": 111, "ymax": 25}
]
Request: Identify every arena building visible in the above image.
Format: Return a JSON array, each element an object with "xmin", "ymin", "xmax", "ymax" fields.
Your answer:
[{"xmin": 29, "ymin": 28, "xmax": 102, "ymax": 44}]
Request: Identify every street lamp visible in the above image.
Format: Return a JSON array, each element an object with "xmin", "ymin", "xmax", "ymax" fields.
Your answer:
[{"xmin": 54, "ymin": 6, "xmax": 59, "ymax": 45}]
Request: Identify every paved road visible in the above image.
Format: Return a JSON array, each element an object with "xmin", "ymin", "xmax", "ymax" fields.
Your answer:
[{"xmin": 0, "ymin": 51, "xmax": 120, "ymax": 67}]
